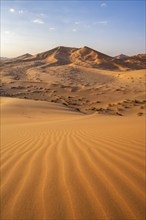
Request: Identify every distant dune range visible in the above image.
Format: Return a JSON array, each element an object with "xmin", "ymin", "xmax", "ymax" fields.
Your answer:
[
  {"xmin": 1, "ymin": 46, "xmax": 146, "ymax": 70},
  {"xmin": 0, "ymin": 46, "xmax": 146, "ymax": 115},
  {"xmin": 1, "ymin": 97, "xmax": 145, "ymax": 219}
]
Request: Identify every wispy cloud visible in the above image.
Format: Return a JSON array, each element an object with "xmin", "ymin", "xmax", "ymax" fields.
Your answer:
[
  {"xmin": 72, "ymin": 28, "xmax": 77, "ymax": 32},
  {"xmin": 18, "ymin": 10, "xmax": 24, "ymax": 14},
  {"xmin": 40, "ymin": 13, "xmax": 47, "ymax": 18},
  {"xmin": 4, "ymin": 31, "xmax": 15, "ymax": 35},
  {"xmin": 9, "ymin": 8, "xmax": 25, "ymax": 15},
  {"xmin": 33, "ymin": 19, "xmax": 44, "ymax": 24},
  {"xmin": 100, "ymin": 2, "xmax": 107, "ymax": 7},
  {"xmin": 49, "ymin": 27, "xmax": 55, "ymax": 31},
  {"xmin": 4, "ymin": 31, "xmax": 11, "ymax": 34},
  {"xmin": 9, "ymin": 8, "xmax": 15, "ymax": 13},
  {"xmin": 95, "ymin": 20, "xmax": 108, "ymax": 25},
  {"xmin": 74, "ymin": 21, "xmax": 80, "ymax": 25}
]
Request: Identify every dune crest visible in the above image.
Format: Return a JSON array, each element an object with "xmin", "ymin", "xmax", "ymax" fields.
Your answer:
[{"xmin": 1, "ymin": 46, "xmax": 146, "ymax": 70}]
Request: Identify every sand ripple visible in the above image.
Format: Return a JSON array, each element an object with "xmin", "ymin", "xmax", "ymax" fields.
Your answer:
[{"xmin": 1, "ymin": 98, "xmax": 145, "ymax": 219}]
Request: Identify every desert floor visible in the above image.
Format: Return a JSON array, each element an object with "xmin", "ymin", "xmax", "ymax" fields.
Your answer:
[{"xmin": 1, "ymin": 97, "xmax": 145, "ymax": 219}]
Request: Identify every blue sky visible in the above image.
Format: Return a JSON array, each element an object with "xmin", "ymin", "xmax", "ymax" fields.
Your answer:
[{"xmin": 1, "ymin": 0, "xmax": 145, "ymax": 57}]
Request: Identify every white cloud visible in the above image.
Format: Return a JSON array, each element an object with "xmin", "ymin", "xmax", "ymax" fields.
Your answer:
[
  {"xmin": 4, "ymin": 31, "xmax": 10, "ymax": 34},
  {"xmin": 40, "ymin": 13, "xmax": 45, "ymax": 16},
  {"xmin": 18, "ymin": 10, "xmax": 24, "ymax": 14},
  {"xmin": 74, "ymin": 21, "xmax": 80, "ymax": 25},
  {"xmin": 72, "ymin": 29, "xmax": 77, "ymax": 32},
  {"xmin": 100, "ymin": 2, "xmax": 107, "ymax": 7},
  {"xmin": 4, "ymin": 31, "xmax": 15, "ymax": 35},
  {"xmin": 33, "ymin": 19, "xmax": 44, "ymax": 24},
  {"xmin": 40, "ymin": 13, "xmax": 47, "ymax": 17},
  {"xmin": 49, "ymin": 27, "xmax": 55, "ymax": 31},
  {"xmin": 9, "ymin": 8, "xmax": 15, "ymax": 13},
  {"xmin": 9, "ymin": 8, "xmax": 25, "ymax": 14},
  {"xmin": 95, "ymin": 20, "xmax": 108, "ymax": 25}
]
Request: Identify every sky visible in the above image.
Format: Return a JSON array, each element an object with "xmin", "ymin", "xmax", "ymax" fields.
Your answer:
[{"xmin": 1, "ymin": 0, "xmax": 145, "ymax": 57}]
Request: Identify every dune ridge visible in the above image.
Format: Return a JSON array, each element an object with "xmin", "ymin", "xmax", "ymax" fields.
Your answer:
[
  {"xmin": 1, "ymin": 98, "xmax": 145, "ymax": 219},
  {"xmin": 1, "ymin": 46, "xmax": 146, "ymax": 70}
]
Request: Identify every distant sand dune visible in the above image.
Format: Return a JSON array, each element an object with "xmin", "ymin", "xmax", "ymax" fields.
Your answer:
[{"xmin": 1, "ymin": 98, "xmax": 145, "ymax": 219}]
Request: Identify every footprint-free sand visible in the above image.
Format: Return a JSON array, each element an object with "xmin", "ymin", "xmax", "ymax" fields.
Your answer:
[{"xmin": 1, "ymin": 97, "xmax": 145, "ymax": 219}]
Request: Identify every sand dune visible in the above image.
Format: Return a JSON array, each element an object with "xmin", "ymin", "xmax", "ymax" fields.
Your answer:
[
  {"xmin": 1, "ymin": 97, "xmax": 145, "ymax": 219},
  {"xmin": 1, "ymin": 58, "xmax": 145, "ymax": 115},
  {"xmin": 1, "ymin": 46, "xmax": 145, "ymax": 219},
  {"xmin": 1, "ymin": 46, "xmax": 146, "ymax": 70}
]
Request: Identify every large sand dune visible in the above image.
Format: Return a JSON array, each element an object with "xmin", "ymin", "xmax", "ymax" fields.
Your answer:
[{"xmin": 1, "ymin": 97, "xmax": 145, "ymax": 219}]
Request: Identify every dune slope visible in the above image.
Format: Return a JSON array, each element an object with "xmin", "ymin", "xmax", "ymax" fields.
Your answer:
[{"xmin": 1, "ymin": 98, "xmax": 145, "ymax": 219}]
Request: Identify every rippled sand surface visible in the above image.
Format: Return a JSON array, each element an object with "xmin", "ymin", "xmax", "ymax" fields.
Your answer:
[{"xmin": 1, "ymin": 98, "xmax": 145, "ymax": 219}]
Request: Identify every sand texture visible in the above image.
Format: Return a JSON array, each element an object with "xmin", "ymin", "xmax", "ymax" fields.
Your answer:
[{"xmin": 1, "ymin": 97, "xmax": 145, "ymax": 219}]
